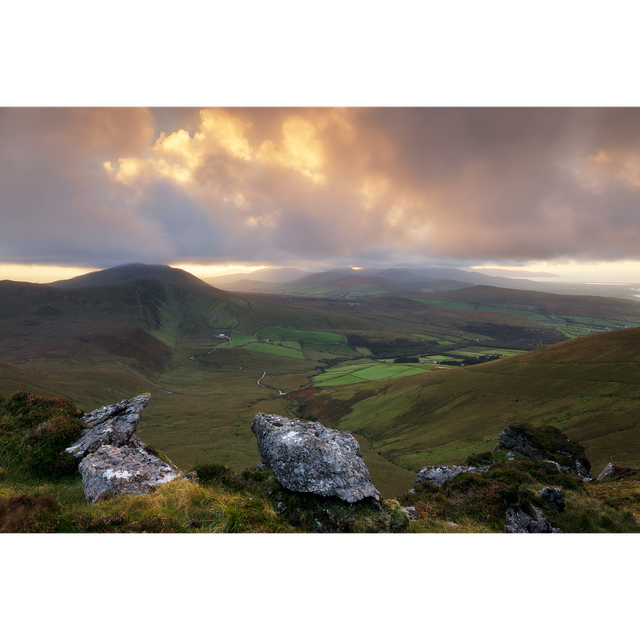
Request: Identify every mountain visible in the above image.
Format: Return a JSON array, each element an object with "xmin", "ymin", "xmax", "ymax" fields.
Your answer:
[
  {"xmin": 216, "ymin": 272, "xmax": 473, "ymax": 296},
  {"xmin": 0, "ymin": 265, "xmax": 246, "ymax": 373},
  {"xmin": 49, "ymin": 263, "xmax": 214, "ymax": 290},
  {"xmin": 205, "ymin": 267, "xmax": 313, "ymax": 285}
]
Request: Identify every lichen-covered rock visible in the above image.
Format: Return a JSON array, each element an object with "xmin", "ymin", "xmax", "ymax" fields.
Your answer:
[
  {"xmin": 66, "ymin": 394, "xmax": 151, "ymax": 459},
  {"xmin": 504, "ymin": 505, "xmax": 562, "ymax": 533},
  {"xmin": 414, "ymin": 464, "xmax": 490, "ymax": 486},
  {"xmin": 250, "ymin": 413, "xmax": 382, "ymax": 505},
  {"xmin": 78, "ymin": 442, "xmax": 180, "ymax": 503},
  {"xmin": 65, "ymin": 394, "xmax": 182, "ymax": 502}
]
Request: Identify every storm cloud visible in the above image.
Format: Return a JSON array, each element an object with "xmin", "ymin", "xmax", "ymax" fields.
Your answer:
[{"xmin": 2, "ymin": 107, "xmax": 640, "ymax": 270}]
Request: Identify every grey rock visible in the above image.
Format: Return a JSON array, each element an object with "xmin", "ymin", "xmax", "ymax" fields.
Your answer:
[
  {"xmin": 66, "ymin": 393, "xmax": 183, "ymax": 502},
  {"xmin": 78, "ymin": 442, "xmax": 180, "ymax": 503},
  {"xmin": 504, "ymin": 505, "xmax": 562, "ymax": 533},
  {"xmin": 250, "ymin": 413, "xmax": 382, "ymax": 505},
  {"xmin": 498, "ymin": 425, "xmax": 591, "ymax": 479},
  {"xmin": 414, "ymin": 464, "xmax": 490, "ymax": 486},
  {"xmin": 66, "ymin": 394, "xmax": 151, "ymax": 459},
  {"xmin": 498, "ymin": 427, "xmax": 541, "ymax": 459},
  {"xmin": 402, "ymin": 506, "xmax": 419, "ymax": 521},
  {"xmin": 596, "ymin": 462, "xmax": 618, "ymax": 481},
  {"xmin": 538, "ymin": 486, "xmax": 565, "ymax": 511}
]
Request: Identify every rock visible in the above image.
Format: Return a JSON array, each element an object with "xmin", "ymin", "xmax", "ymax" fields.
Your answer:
[
  {"xmin": 414, "ymin": 464, "xmax": 490, "ymax": 486},
  {"xmin": 498, "ymin": 424, "xmax": 592, "ymax": 479},
  {"xmin": 66, "ymin": 394, "xmax": 151, "ymax": 459},
  {"xmin": 504, "ymin": 505, "xmax": 562, "ymax": 533},
  {"xmin": 65, "ymin": 393, "xmax": 182, "ymax": 502},
  {"xmin": 250, "ymin": 413, "xmax": 382, "ymax": 505},
  {"xmin": 78, "ymin": 442, "xmax": 180, "ymax": 503},
  {"xmin": 596, "ymin": 462, "xmax": 618, "ymax": 481},
  {"xmin": 537, "ymin": 486, "xmax": 565, "ymax": 511}
]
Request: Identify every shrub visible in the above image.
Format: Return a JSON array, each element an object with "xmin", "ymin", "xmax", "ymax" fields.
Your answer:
[{"xmin": 0, "ymin": 391, "xmax": 83, "ymax": 478}]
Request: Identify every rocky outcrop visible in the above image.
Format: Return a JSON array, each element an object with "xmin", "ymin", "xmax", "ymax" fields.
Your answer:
[
  {"xmin": 498, "ymin": 424, "xmax": 592, "ymax": 479},
  {"xmin": 505, "ymin": 506, "xmax": 562, "ymax": 533},
  {"xmin": 66, "ymin": 394, "xmax": 181, "ymax": 503},
  {"xmin": 414, "ymin": 464, "xmax": 491, "ymax": 486},
  {"xmin": 66, "ymin": 394, "xmax": 151, "ymax": 459},
  {"xmin": 250, "ymin": 413, "xmax": 382, "ymax": 505}
]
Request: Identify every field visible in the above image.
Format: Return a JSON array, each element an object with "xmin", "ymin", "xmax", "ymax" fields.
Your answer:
[{"xmin": 312, "ymin": 361, "xmax": 433, "ymax": 387}]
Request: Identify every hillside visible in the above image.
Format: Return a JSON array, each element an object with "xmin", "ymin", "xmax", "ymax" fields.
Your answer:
[
  {"xmin": 290, "ymin": 327, "xmax": 640, "ymax": 475},
  {"xmin": 1, "ymin": 388, "xmax": 639, "ymax": 534}
]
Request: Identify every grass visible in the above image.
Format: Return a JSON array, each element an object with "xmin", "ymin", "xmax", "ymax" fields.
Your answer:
[
  {"xmin": 291, "ymin": 327, "xmax": 640, "ymax": 474},
  {"xmin": 258, "ymin": 327, "xmax": 347, "ymax": 344},
  {"xmin": 239, "ymin": 343, "xmax": 306, "ymax": 359},
  {"xmin": 1, "ymin": 389, "xmax": 639, "ymax": 534},
  {"xmin": 312, "ymin": 361, "xmax": 431, "ymax": 386}
]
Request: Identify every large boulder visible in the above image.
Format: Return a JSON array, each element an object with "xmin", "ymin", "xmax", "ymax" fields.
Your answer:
[
  {"xmin": 65, "ymin": 393, "xmax": 182, "ymax": 502},
  {"xmin": 250, "ymin": 413, "xmax": 382, "ymax": 505},
  {"xmin": 78, "ymin": 443, "xmax": 180, "ymax": 503}
]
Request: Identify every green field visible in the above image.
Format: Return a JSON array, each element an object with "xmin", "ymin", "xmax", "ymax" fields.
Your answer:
[
  {"xmin": 411, "ymin": 334, "xmax": 454, "ymax": 345},
  {"xmin": 313, "ymin": 361, "xmax": 431, "ymax": 386},
  {"xmin": 239, "ymin": 342, "xmax": 306, "ymax": 359},
  {"xmin": 447, "ymin": 347, "xmax": 526, "ymax": 357},
  {"xmin": 258, "ymin": 326, "xmax": 346, "ymax": 344}
]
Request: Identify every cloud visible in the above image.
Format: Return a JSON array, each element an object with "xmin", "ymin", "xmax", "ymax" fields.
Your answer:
[{"xmin": 2, "ymin": 107, "xmax": 640, "ymax": 270}]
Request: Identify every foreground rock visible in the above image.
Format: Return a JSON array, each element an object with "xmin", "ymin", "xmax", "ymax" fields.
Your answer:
[
  {"xmin": 414, "ymin": 464, "xmax": 490, "ymax": 486},
  {"xmin": 537, "ymin": 486, "xmax": 565, "ymax": 511},
  {"xmin": 79, "ymin": 443, "xmax": 180, "ymax": 503},
  {"xmin": 251, "ymin": 413, "xmax": 382, "ymax": 505},
  {"xmin": 65, "ymin": 393, "xmax": 181, "ymax": 502},
  {"xmin": 66, "ymin": 394, "xmax": 151, "ymax": 459},
  {"xmin": 505, "ymin": 505, "xmax": 562, "ymax": 533}
]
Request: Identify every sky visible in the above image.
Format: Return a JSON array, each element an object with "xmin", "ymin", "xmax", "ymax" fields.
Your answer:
[{"xmin": 3, "ymin": 106, "xmax": 640, "ymax": 283}]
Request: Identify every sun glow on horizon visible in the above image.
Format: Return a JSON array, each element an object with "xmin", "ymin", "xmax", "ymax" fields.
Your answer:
[
  {"xmin": 468, "ymin": 260, "xmax": 640, "ymax": 283},
  {"xmin": 0, "ymin": 264, "xmax": 94, "ymax": 284},
  {"xmin": 170, "ymin": 263, "xmax": 271, "ymax": 279}
]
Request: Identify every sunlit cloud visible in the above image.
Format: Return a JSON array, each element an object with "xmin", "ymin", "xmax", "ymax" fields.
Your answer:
[
  {"xmin": 255, "ymin": 116, "xmax": 326, "ymax": 184},
  {"xmin": 4, "ymin": 107, "xmax": 640, "ymax": 280}
]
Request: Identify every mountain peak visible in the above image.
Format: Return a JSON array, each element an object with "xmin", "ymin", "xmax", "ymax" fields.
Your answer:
[{"xmin": 48, "ymin": 263, "xmax": 214, "ymax": 289}]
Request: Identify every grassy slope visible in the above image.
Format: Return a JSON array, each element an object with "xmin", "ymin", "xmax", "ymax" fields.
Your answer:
[
  {"xmin": 290, "ymin": 327, "xmax": 640, "ymax": 475},
  {"xmin": 403, "ymin": 285, "xmax": 640, "ymax": 323}
]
